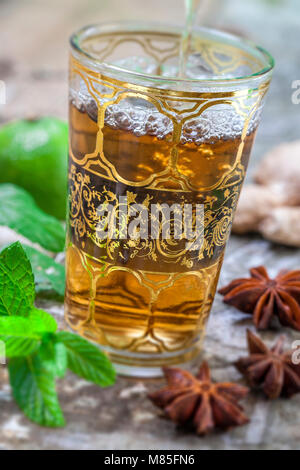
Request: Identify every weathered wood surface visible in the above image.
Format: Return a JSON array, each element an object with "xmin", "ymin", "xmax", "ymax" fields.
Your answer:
[{"xmin": 0, "ymin": 0, "xmax": 299, "ymax": 450}]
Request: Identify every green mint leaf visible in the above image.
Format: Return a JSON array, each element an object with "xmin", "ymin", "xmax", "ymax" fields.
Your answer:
[
  {"xmin": 53, "ymin": 342, "xmax": 68, "ymax": 378},
  {"xmin": 0, "ymin": 242, "xmax": 33, "ymax": 317},
  {"xmin": 39, "ymin": 337, "xmax": 67, "ymax": 379},
  {"xmin": 23, "ymin": 245, "xmax": 65, "ymax": 298},
  {"xmin": 29, "ymin": 308, "xmax": 58, "ymax": 334},
  {"xmin": 8, "ymin": 354, "xmax": 65, "ymax": 427},
  {"xmin": 0, "ymin": 317, "xmax": 40, "ymax": 357},
  {"xmin": 0, "ymin": 242, "xmax": 35, "ymax": 306},
  {"xmin": 0, "ymin": 184, "xmax": 65, "ymax": 252},
  {"xmin": 0, "ymin": 308, "xmax": 58, "ymax": 357},
  {"xmin": 57, "ymin": 331, "xmax": 116, "ymax": 387}
]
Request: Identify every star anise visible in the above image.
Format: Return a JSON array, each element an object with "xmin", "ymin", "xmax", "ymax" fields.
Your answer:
[
  {"xmin": 218, "ymin": 266, "xmax": 300, "ymax": 331},
  {"xmin": 148, "ymin": 362, "xmax": 249, "ymax": 436},
  {"xmin": 235, "ymin": 330, "xmax": 300, "ymax": 399}
]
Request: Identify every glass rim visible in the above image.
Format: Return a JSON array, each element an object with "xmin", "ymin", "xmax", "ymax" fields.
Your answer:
[{"xmin": 70, "ymin": 21, "xmax": 275, "ymax": 87}]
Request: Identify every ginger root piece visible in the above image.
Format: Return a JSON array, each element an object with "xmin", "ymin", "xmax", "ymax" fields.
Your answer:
[
  {"xmin": 232, "ymin": 184, "xmax": 282, "ymax": 234},
  {"xmin": 254, "ymin": 141, "xmax": 300, "ymax": 206},
  {"xmin": 232, "ymin": 141, "xmax": 300, "ymax": 246},
  {"xmin": 259, "ymin": 207, "xmax": 300, "ymax": 247}
]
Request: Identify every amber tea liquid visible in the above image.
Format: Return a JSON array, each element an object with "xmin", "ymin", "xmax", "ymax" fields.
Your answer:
[{"xmin": 66, "ymin": 97, "xmax": 255, "ymax": 373}]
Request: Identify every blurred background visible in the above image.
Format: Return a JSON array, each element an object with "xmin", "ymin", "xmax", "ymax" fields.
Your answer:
[{"xmin": 0, "ymin": 0, "xmax": 299, "ymax": 174}]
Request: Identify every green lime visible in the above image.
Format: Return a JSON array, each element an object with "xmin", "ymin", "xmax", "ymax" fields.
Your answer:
[{"xmin": 0, "ymin": 117, "xmax": 68, "ymax": 220}]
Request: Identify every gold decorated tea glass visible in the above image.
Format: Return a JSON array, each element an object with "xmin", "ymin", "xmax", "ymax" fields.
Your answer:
[{"xmin": 66, "ymin": 22, "xmax": 274, "ymax": 377}]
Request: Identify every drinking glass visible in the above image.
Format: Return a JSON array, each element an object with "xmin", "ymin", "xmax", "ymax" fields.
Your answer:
[{"xmin": 66, "ymin": 22, "xmax": 274, "ymax": 376}]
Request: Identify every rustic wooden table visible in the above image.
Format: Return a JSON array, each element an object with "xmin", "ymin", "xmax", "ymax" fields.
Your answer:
[{"xmin": 0, "ymin": 0, "xmax": 299, "ymax": 450}]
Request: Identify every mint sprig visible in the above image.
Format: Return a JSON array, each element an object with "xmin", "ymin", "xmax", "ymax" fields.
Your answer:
[
  {"xmin": 0, "ymin": 241, "xmax": 34, "ymax": 317},
  {"xmin": 0, "ymin": 242, "xmax": 116, "ymax": 427},
  {"xmin": 57, "ymin": 332, "xmax": 115, "ymax": 387},
  {"xmin": 0, "ymin": 183, "xmax": 66, "ymax": 298},
  {"xmin": 23, "ymin": 245, "xmax": 65, "ymax": 298},
  {"xmin": 0, "ymin": 184, "xmax": 65, "ymax": 253},
  {"xmin": 0, "ymin": 317, "xmax": 41, "ymax": 356},
  {"xmin": 0, "ymin": 240, "xmax": 35, "ymax": 305},
  {"xmin": 9, "ymin": 354, "xmax": 65, "ymax": 428}
]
